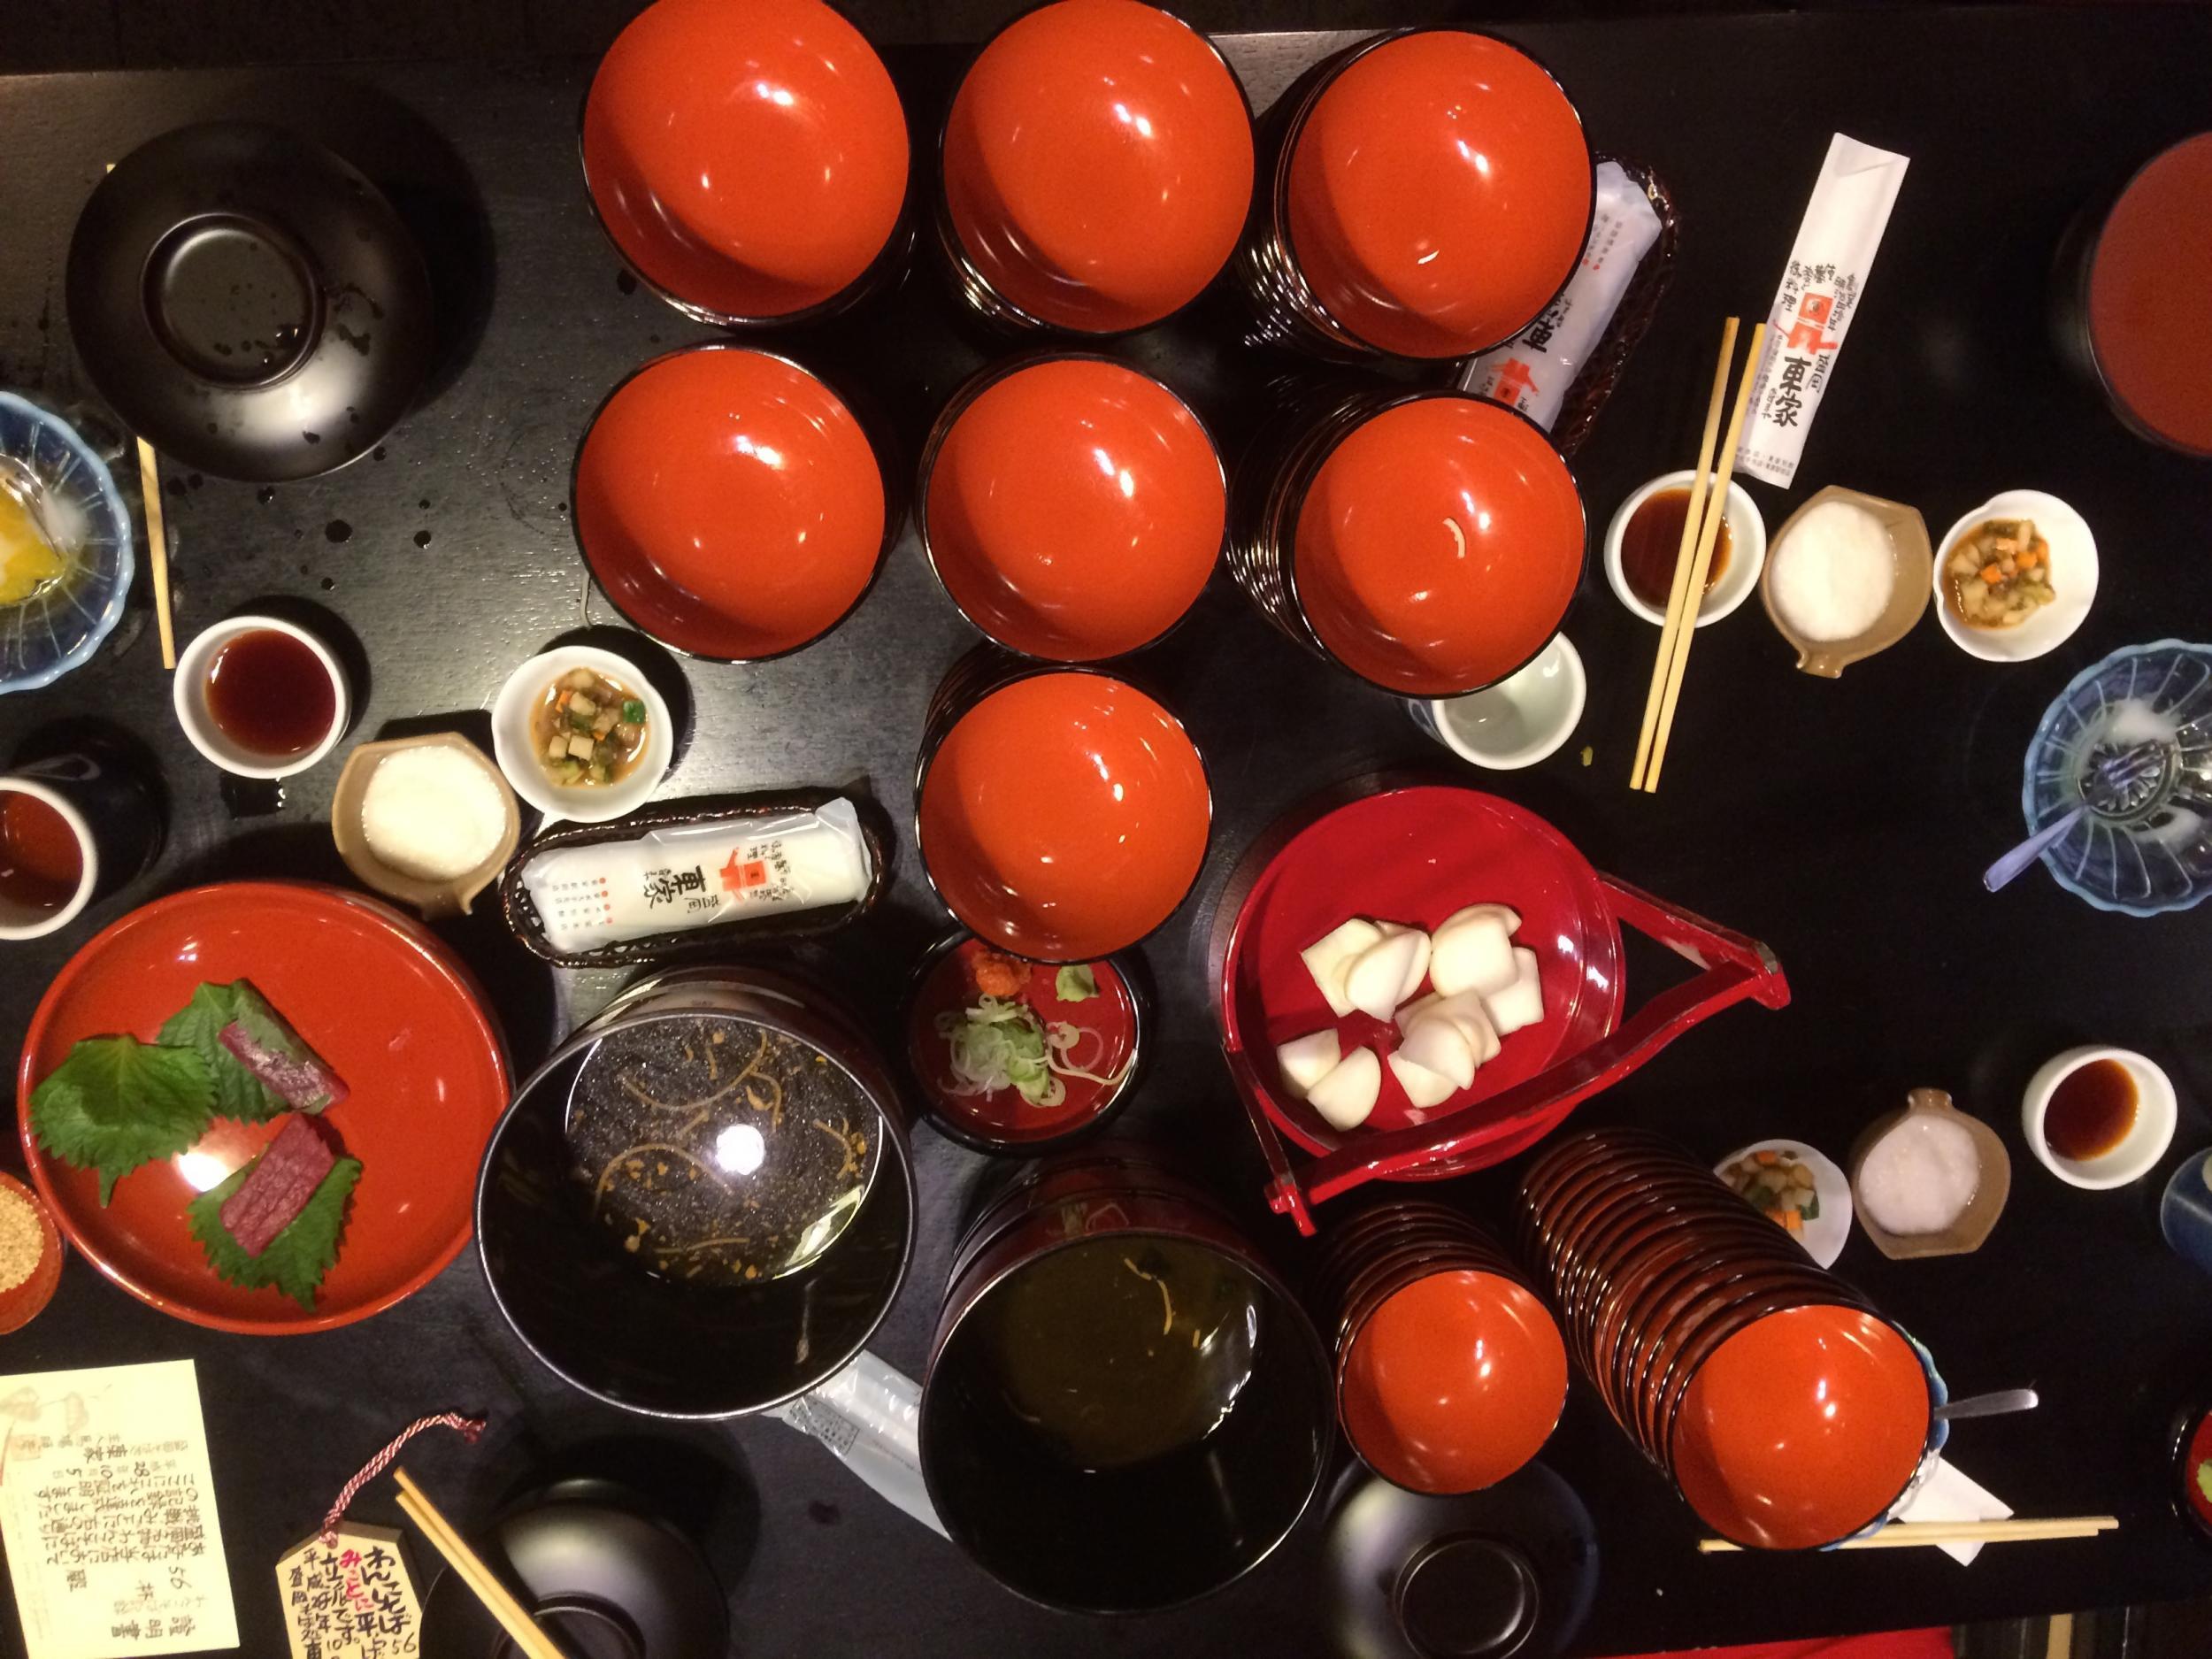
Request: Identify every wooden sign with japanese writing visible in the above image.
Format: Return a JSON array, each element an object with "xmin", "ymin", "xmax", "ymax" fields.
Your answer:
[
  {"xmin": 276, "ymin": 1524, "xmax": 422, "ymax": 1659},
  {"xmin": 0, "ymin": 1359, "xmax": 240, "ymax": 1659}
]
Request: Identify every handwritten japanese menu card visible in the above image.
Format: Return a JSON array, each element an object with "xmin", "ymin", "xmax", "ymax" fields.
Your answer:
[{"xmin": 0, "ymin": 1360, "xmax": 238, "ymax": 1658}]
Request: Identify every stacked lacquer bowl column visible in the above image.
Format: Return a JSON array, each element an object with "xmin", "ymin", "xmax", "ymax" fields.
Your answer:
[{"xmin": 1514, "ymin": 1129, "xmax": 1944, "ymax": 1550}]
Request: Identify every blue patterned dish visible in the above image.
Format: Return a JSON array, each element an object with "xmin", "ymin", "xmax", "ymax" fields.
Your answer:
[
  {"xmin": 0, "ymin": 394, "xmax": 134, "ymax": 695},
  {"xmin": 2022, "ymin": 640, "xmax": 2212, "ymax": 916}
]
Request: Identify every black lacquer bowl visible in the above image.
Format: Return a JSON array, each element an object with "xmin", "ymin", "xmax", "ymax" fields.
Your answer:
[{"xmin": 65, "ymin": 120, "xmax": 434, "ymax": 481}]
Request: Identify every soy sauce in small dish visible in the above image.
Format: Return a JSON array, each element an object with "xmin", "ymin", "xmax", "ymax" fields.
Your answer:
[
  {"xmin": 1623, "ymin": 487, "xmax": 1732, "ymax": 611},
  {"xmin": 2045, "ymin": 1057, "xmax": 2139, "ymax": 1161},
  {"xmin": 205, "ymin": 628, "xmax": 336, "ymax": 759},
  {"xmin": 0, "ymin": 792, "xmax": 81, "ymax": 911}
]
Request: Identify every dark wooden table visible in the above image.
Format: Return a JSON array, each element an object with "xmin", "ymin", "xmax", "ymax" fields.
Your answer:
[{"xmin": 4, "ymin": 8, "xmax": 2212, "ymax": 1655}]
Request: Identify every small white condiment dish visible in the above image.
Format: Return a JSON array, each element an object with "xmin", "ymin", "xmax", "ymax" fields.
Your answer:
[
  {"xmin": 331, "ymin": 733, "xmax": 520, "ymax": 918},
  {"xmin": 1603, "ymin": 471, "xmax": 1767, "ymax": 627},
  {"xmin": 172, "ymin": 614, "xmax": 349, "ymax": 780},
  {"xmin": 1932, "ymin": 489, "xmax": 2098, "ymax": 664},
  {"xmin": 491, "ymin": 645, "xmax": 673, "ymax": 826},
  {"xmin": 1715, "ymin": 1138, "xmax": 1853, "ymax": 1269},
  {"xmin": 2022, "ymin": 1044, "xmax": 2175, "ymax": 1190},
  {"xmin": 1409, "ymin": 634, "xmax": 1585, "ymax": 770},
  {"xmin": 0, "ymin": 777, "xmax": 96, "ymax": 941}
]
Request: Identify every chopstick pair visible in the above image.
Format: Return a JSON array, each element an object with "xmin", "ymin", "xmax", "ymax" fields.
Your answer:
[
  {"xmin": 1628, "ymin": 318, "xmax": 1769, "ymax": 794},
  {"xmin": 393, "ymin": 1468, "xmax": 570, "ymax": 1659},
  {"xmin": 1698, "ymin": 1515, "xmax": 2117, "ymax": 1554}
]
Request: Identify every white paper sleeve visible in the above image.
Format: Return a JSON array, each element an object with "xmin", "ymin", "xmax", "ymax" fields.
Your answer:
[
  {"xmin": 769, "ymin": 1351, "xmax": 947, "ymax": 1537},
  {"xmin": 1457, "ymin": 160, "xmax": 1663, "ymax": 430},
  {"xmin": 1737, "ymin": 134, "xmax": 1910, "ymax": 488}
]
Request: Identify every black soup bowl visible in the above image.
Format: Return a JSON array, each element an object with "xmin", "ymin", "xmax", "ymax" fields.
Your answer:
[
  {"xmin": 918, "ymin": 1148, "xmax": 1333, "ymax": 1614},
  {"xmin": 477, "ymin": 966, "xmax": 914, "ymax": 1418}
]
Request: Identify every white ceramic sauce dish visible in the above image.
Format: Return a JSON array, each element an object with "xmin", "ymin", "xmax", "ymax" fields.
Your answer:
[
  {"xmin": 491, "ymin": 645, "xmax": 674, "ymax": 825},
  {"xmin": 1932, "ymin": 489, "xmax": 2097, "ymax": 663},
  {"xmin": 1603, "ymin": 471, "xmax": 1767, "ymax": 627},
  {"xmin": 2022, "ymin": 1044, "xmax": 2176, "ymax": 1189}
]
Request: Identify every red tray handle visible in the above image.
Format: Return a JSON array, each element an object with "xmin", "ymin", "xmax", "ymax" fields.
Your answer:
[{"xmin": 1251, "ymin": 873, "xmax": 1791, "ymax": 1233}]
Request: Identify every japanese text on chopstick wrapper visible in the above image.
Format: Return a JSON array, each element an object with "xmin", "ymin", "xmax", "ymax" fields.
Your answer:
[
  {"xmin": 1459, "ymin": 161, "xmax": 1663, "ymax": 430},
  {"xmin": 277, "ymin": 1524, "xmax": 421, "ymax": 1659},
  {"xmin": 1738, "ymin": 134, "xmax": 1910, "ymax": 488},
  {"xmin": 0, "ymin": 1361, "xmax": 239, "ymax": 1659}
]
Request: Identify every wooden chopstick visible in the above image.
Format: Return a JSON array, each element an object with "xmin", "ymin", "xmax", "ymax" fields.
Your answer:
[
  {"xmin": 393, "ymin": 1469, "xmax": 568, "ymax": 1659},
  {"xmin": 1642, "ymin": 320, "xmax": 1768, "ymax": 794},
  {"xmin": 1629, "ymin": 319, "xmax": 1738, "ymax": 791},
  {"xmin": 1699, "ymin": 1515, "xmax": 2118, "ymax": 1554},
  {"xmin": 101, "ymin": 167, "xmax": 176, "ymax": 673},
  {"xmin": 133, "ymin": 437, "xmax": 176, "ymax": 670}
]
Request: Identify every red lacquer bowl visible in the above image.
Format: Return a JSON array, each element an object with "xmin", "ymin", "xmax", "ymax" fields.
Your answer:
[
  {"xmin": 905, "ymin": 932, "xmax": 1144, "ymax": 1152},
  {"xmin": 917, "ymin": 670, "xmax": 1210, "ymax": 962},
  {"xmin": 941, "ymin": 0, "xmax": 1254, "ymax": 332},
  {"xmin": 2085, "ymin": 132, "xmax": 2212, "ymax": 456},
  {"xmin": 1283, "ymin": 29, "xmax": 1591, "ymax": 359},
  {"xmin": 17, "ymin": 881, "xmax": 510, "ymax": 1334},
  {"xmin": 922, "ymin": 357, "xmax": 1224, "ymax": 660},
  {"xmin": 582, "ymin": 0, "xmax": 910, "ymax": 323},
  {"xmin": 1293, "ymin": 396, "xmax": 1584, "ymax": 695},
  {"xmin": 1217, "ymin": 787, "xmax": 1619, "ymax": 1171},
  {"xmin": 1669, "ymin": 1305, "xmax": 1931, "ymax": 1550},
  {"xmin": 575, "ymin": 347, "xmax": 888, "ymax": 661},
  {"xmin": 1340, "ymin": 1268, "xmax": 1567, "ymax": 1494}
]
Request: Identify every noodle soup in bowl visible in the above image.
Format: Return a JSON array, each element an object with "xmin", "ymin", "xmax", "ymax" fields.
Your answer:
[{"xmin": 477, "ymin": 966, "xmax": 914, "ymax": 1417}]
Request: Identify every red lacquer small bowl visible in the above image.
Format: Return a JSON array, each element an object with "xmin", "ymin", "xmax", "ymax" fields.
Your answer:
[
  {"xmin": 575, "ymin": 347, "xmax": 889, "ymax": 661},
  {"xmin": 905, "ymin": 932, "xmax": 1146, "ymax": 1153},
  {"xmin": 582, "ymin": 0, "xmax": 910, "ymax": 323},
  {"xmin": 1284, "ymin": 29, "xmax": 1591, "ymax": 359},
  {"xmin": 921, "ymin": 357, "xmax": 1225, "ymax": 660},
  {"xmin": 941, "ymin": 0, "xmax": 1254, "ymax": 332},
  {"xmin": 1340, "ymin": 1267, "xmax": 1568, "ymax": 1494},
  {"xmin": 1293, "ymin": 395, "xmax": 1584, "ymax": 695},
  {"xmin": 917, "ymin": 670, "xmax": 1210, "ymax": 962},
  {"xmin": 1669, "ymin": 1305, "xmax": 1931, "ymax": 1550}
]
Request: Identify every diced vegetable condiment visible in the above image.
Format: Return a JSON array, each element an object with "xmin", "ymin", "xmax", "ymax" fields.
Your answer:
[{"xmin": 532, "ymin": 666, "xmax": 651, "ymax": 788}]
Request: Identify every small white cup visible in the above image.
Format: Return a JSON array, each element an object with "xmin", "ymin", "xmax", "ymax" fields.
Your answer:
[
  {"xmin": 1409, "ymin": 634, "xmax": 1585, "ymax": 771},
  {"xmin": 173, "ymin": 615, "xmax": 349, "ymax": 780},
  {"xmin": 1932, "ymin": 489, "xmax": 2098, "ymax": 663},
  {"xmin": 491, "ymin": 645, "xmax": 674, "ymax": 825},
  {"xmin": 2022, "ymin": 1044, "xmax": 2176, "ymax": 1190},
  {"xmin": 1604, "ymin": 471, "xmax": 1767, "ymax": 627},
  {"xmin": 0, "ymin": 779, "xmax": 96, "ymax": 940}
]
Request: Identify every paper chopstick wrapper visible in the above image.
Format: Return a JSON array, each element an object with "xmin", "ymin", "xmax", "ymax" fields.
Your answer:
[
  {"xmin": 1459, "ymin": 160, "xmax": 1664, "ymax": 430},
  {"xmin": 1737, "ymin": 133, "xmax": 1910, "ymax": 488},
  {"xmin": 520, "ymin": 797, "xmax": 872, "ymax": 952},
  {"xmin": 1892, "ymin": 1456, "xmax": 2013, "ymax": 1565}
]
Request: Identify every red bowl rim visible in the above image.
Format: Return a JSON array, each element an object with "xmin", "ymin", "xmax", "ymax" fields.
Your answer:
[
  {"xmin": 931, "ymin": 0, "xmax": 1258, "ymax": 338},
  {"xmin": 14, "ymin": 879, "xmax": 511, "ymax": 1336},
  {"xmin": 915, "ymin": 350, "xmax": 1226, "ymax": 663},
  {"xmin": 1269, "ymin": 25, "xmax": 1595, "ymax": 363},
  {"xmin": 576, "ymin": 0, "xmax": 919, "ymax": 331},
  {"xmin": 570, "ymin": 342, "xmax": 898, "ymax": 664},
  {"xmin": 912, "ymin": 661, "xmax": 1215, "ymax": 965},
  {"xmin": 1279, "ymin": 389, "xmax": 1586, "ymax": 698}
]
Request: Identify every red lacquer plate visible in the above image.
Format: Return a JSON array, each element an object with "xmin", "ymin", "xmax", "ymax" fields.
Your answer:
[
  {"xmin": 941, "ymin": 0, "xmax": 1254, "ymax": 332},
  {"xmin": 1217, "ymin": 787, "xmax": 1619, "ymax": 1174},
  {"xmin": 581, "ymin": 0, "xmax": 910, "ymax": 322},
  {"xmin": 2177, "ymin": 1401, "xmax": 2212, "ymax": 1540},
  {"xmin": 905, "ymin": 933, "xmax": 1142, "ymax": 1152},
  {"xmin": 17, "ymin": 881, "xmax": 511, "ymax": 1334},
  {"xmin": 574, "ymin": 347, "xmax": 888, "ymax": 661},
  {"xmin": 917, "ymin": 670, "xmax": 1210, "ymax": 962},
  {"xmin": 1284, "ymin": 29, "xmax": 1592, "ymax": 359},
  {"xmin": 1293, "ymin": 396, "xmax": 1584, "ymax": 695},
  {"xmin": 921, "ymin": 357, "xmax": 1225, "ymax": 661}
]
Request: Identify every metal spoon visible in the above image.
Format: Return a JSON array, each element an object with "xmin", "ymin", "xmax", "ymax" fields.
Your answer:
[
  {"xmin": 1933, "ymin": 1387, "xmax": 2039, "ymax": 1422},
  {"xmin": 1983, "ymin": 743, "xmax": 2166, "ymax": 893}
]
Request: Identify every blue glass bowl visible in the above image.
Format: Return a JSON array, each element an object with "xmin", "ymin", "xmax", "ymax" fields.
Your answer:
[
  {"xmin": 2022, "ymin": 640, "xmax": 2212, "ymax": 916},
  {"xmin": 0, "ymin": 393, "xmax": 135, "ymax": 695}
]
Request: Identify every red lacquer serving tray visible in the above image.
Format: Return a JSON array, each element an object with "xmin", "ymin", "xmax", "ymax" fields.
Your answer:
[
  {"xmin": 1210, "ymin": 784, "xmax": 1789, "ymax": 1233},
  {"xmin": 17, "ymin": 881, "xmax": 511, "ymax": 1333}
]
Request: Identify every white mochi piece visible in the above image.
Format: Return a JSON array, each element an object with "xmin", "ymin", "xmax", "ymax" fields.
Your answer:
[{"xmin": 1274, "ymin": 1031, "xmax": 1342, "ymax": 1101}]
